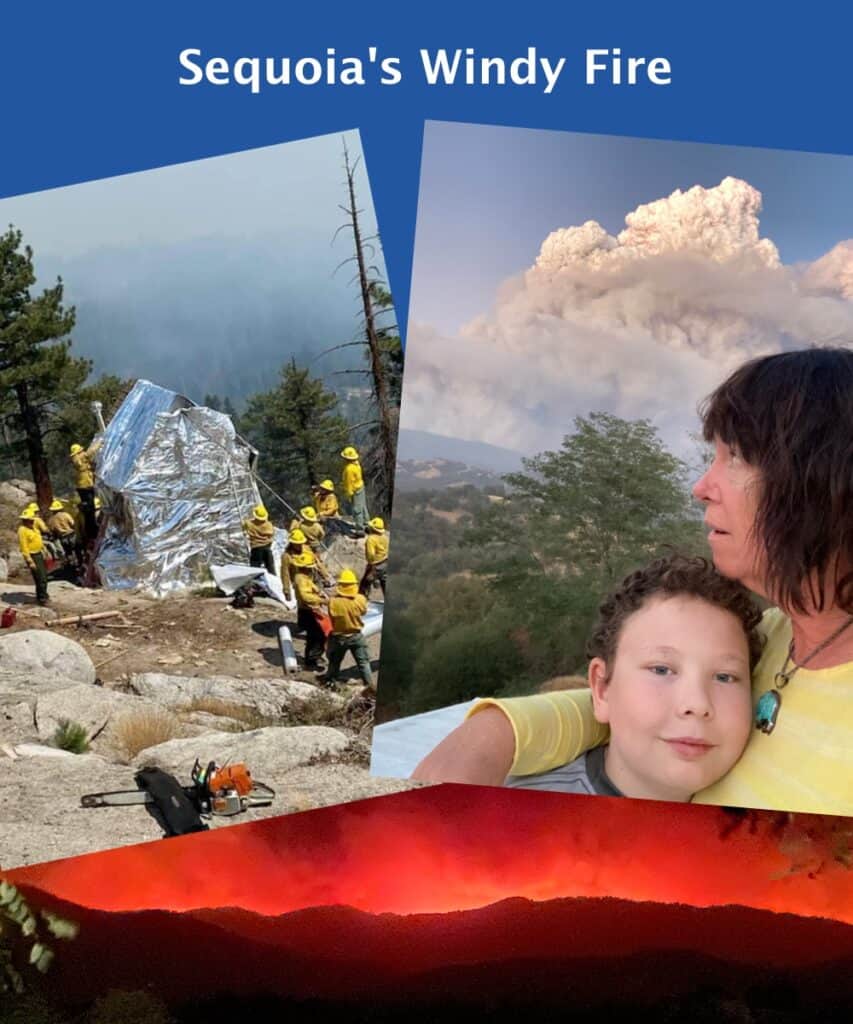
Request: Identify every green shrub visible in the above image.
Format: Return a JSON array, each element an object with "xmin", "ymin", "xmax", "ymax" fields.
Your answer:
[{"xmin": 52, "ymin": 719, "xmax": 90, "ymax": 755}]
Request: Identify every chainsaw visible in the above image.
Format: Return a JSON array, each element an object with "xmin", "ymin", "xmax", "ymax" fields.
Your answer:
[{"xmin": 81, "ymin": 759, "xmax": 275, "ymax": 818}]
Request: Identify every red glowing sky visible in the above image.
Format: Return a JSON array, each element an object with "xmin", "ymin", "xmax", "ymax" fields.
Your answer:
[{"xmin": 9, "ymin": 786, "xmax": 853, "ymax": 923}]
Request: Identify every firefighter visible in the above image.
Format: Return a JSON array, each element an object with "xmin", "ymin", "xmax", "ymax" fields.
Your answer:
[
  {"xmin": 69, "ymin": 439, "xmax": 102, "ymax": 543},
  {"xmin": 322, "ymin": 568, "xmax": 373, "ymax": 690},
  {"xmin": 18, "ymin": 511, "xmax": 49, "ymax": 606},
  {"xmin": 279, "ymin": 527, "xmax": 307, "ymax": 597},
  {"xmin": 291, "ymin": 549, "xmax": 327, "ymax": 671},
  {"xmin": 312, "ymin": 479, "xmax": 340, "ymax": 520},
  {"xmin": 360, "ymin": 516, "xmax": 389, "ymax": 598},
  {"xmin": 340, "ymin": 446, "xmax": 368, "ymax": 533},
  {"xmin": 241, "ymin": 504, "xmax": 275, "ymax": 575},
  {"xmin": 69, "ymin": 442, "xmax": 99, "ymax": 538},
  {"xmin": 289, "ymin": 506, "xmax": 332, "ymax": 585},
  {"xmin": 23, "ymin": 503, "xmax": 48, "ymax": 535},
  {"xmin": 46, "ymin": 499, "xmax": 81, "ymax": 567}
]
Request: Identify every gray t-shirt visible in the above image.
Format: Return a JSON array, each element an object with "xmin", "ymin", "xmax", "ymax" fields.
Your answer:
[{"xmin": 504, "ymin": 744, "xmax": 622, "ymax": 797}]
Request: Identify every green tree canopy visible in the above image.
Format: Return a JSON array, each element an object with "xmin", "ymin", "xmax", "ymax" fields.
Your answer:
[
  {"xmin": 240, "ymin": 358, "xmax": 350, "ymax": 507},
  {"xmin": 0, "ymin": 226, "xmax": 84, "ymax": 505},
  {"xmin": 379, "ymin": 414, "xmax": 707, "ymax": 718},
  {"xmin": 47, "ymin": 374, "xmax": 135, "ymax": 492}
]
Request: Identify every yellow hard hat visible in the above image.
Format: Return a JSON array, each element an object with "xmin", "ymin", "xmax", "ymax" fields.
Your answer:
[
  {"xmin": 19, "ymin": 509, "xmax": 34, "ymax": 520},
  {"xmin": 319, "ymin": 479, "xmax": 335, "ymax": 491},
  {"xmin": 300, "ymin": 506, "xmax": 318, "ymax": 523},
  {"xmin": 253, "ymin": 504, "xmax": 269, "ymax": 521},
  {"xmin": 291, "ymin": 550, "xmax": 316, "ymax": 568},
  {"xmin": 69, "ymin": 443, "xmax": 83, "ymax": 455},
  {"xmin": 337, "ymin": 569, "xmax": 359, "ymax": 594},
  {"xmin": 289, "ymin": 528, "xmax": 307, "ymax": 545},
  {"xmin": 49, "ymin": 499, "xmax": 64, "ymax": 512},
  {"xmin": 340, "ymin": 446, "xmax": 359, "ymax": 460},
  {"xmin": 368, "ymin": 517, "xmax": 385, "ymax": 532}
]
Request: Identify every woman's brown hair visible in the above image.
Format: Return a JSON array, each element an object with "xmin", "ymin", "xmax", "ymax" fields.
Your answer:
[{"xmin": 700, "ymin": 347, "xmax": 853, "ymax": 614}]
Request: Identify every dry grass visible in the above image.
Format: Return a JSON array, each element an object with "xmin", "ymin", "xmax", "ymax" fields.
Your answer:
[
  {"xmin": 179, "ymin": 696, "xmax": 275, "ymax": 731},
  {"xmin": 281, "ymin": 691, "xmax": 346, "ymax": 728},
  {"xmin": 112, "ymin": 708, "xmax": 183, "ymax": 761}
]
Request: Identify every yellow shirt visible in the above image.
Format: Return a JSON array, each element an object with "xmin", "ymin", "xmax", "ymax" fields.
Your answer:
[
  {"xmin": 290, "ymin": 519, "xmax": 325, "ymax": 547},
  {"xmin": 341, "ymin": 461, "xmax": 364, "ymax": 499},
  {"xmin": 279, "ymin": 547, "xmax": 303, "ymax": 592},
  {"xmin": 70, "ymin": 440, "xmax": 102, "ymax": 489},
  {"xmin": 476, "ymin": 608, "xmax": 853, "ymax": 816},
  {"xmin": 329, "ymin": 593, "xmax": 368, "ymax": 635},
  {"xmin": 48, "ymin": 510, "xmax": 76, "ymax": 536},
  {"xmin": 18, "ymin": 525, "xmax": 44, "ymax": 561},
  {"xmin": 314, "ymin": 491, "xmax": 339, "ymax": 517},
  {"xmin": 242, "ymin": 518, "xmax": 274, "ymax": 548},
  {"xmin": 365, "ymin": 532, "xmax": 389, "ymax": 565},
  {"xmin": 293, "ymin": 570, "xmax": 325, "ymax": 609}
]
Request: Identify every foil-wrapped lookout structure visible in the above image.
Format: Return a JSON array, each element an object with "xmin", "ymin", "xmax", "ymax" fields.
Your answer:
[{"xmin": 95, "ymin": 380, "xmax": 262, "ymax": 595}]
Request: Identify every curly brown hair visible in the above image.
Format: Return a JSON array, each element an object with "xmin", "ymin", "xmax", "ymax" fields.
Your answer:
[
  {"xmin": 586, "ymin": 553, "xmax": 765, "ymax": 674},
  {"xmin": 700, "ymin": 347, "xmax": 853, "ymax": 615}
]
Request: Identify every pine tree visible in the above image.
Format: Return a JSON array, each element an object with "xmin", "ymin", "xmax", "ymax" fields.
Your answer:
[
  {"xmin": 240, "ymin": 358, "xmax": 350, "ymax": 505},
  {"xmin": 330, "ymin": 143, "xmax": 402, "ymax": 516},
  {"xmin": 0, "ymin": 227, "xmax": 84, "ymax": 506},
  {"xmin": 47, "ymin": 373, "xmax": 135, "ymax": 491}
]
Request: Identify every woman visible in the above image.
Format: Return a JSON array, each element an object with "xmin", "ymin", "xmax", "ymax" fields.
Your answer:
[{"xmin": 412, "ymin": 347, "xmax": 853, "ymax": 815}]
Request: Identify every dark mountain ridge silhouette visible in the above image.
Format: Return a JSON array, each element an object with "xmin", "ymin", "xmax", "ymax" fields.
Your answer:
[{"xmin": 16, "ymin": 886, "xmax": 853, "ymax": 1010}]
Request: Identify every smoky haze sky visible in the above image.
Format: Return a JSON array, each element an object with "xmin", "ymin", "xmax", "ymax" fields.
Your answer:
[
  {"xmin": 0, "ymin": 130, "xmax": 386, "ymax": 405},
  {"xmin": 401, "ymin": 122, "xmax": 853, "ymax": 459}
]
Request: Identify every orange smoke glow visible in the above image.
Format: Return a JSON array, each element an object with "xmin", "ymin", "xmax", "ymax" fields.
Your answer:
[{"xmin": 9, "ymin": 786, "xmax": 853, "ymax": 923}]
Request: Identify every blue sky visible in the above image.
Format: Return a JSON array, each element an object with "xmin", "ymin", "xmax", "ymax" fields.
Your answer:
[{"xmin": 411, "ymin": 121, "xmax": 853, "ymax": 335}]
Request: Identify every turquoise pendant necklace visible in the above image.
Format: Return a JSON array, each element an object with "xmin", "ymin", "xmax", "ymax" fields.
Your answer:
[{"xmin": 755, "ymin": 615, "xmax": 853, "ymax": 735}]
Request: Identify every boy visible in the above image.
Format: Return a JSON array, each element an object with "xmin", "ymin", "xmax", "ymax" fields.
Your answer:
[{"xmin": 505, "ymin": 555, "xmax": 763, "ymax": 803}]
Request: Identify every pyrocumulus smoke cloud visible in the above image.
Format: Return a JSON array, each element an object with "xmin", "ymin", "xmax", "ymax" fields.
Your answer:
[{"xmin": 401, "ymin": 177, "xmax": 853, "ymax": 456}]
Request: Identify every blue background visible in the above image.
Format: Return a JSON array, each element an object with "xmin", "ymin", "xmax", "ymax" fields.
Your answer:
[{"xmin": 3, "ymin": 2, "xmax": 849, "ymax": 338}]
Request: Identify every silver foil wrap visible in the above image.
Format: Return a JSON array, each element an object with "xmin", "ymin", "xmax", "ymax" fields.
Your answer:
[{"xmin": 95, "ymin": 380, "xmax": 261, "ymax": 595}]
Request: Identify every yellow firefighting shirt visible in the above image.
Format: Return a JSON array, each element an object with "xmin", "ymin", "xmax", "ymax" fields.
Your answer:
[
  {"xmin": 293, "ymin": 570, "xmax": 325, "ymax": 609},
  {"xmin": 70, "ymin": 440, "xmax": 102, "ymax": 488},
  {"xmin": 290, "ymin": 519, "xmax": 325, "ymax": 547},
  {"xmin": 365, "ymin": 532, "xmax": 389, "ymax": 565},
  {"xmin": 48, "ymin": 510, "xmax": 76, "ymax": 536},
  {"xmin": 18, "ymin": 525, "xmax": 44, "ymax": 562},
  {"xmin": 314, "ymin": 491, "xmax": 339, "ymax": 517},
  {"xmin": 341, "ymin": 461, "xmax": 364, "ymax": 499},
  {"xmin": 242, "ymin": 518, "xmax": 275, "ymax": 548},
  {"xmin": 329, "ymin": 592, "xmax": 368, "ymax": 635}
]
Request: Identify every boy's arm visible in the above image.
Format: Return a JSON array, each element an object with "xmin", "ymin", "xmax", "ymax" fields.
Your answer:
[
  {"xmin": 411, "ymin": 690, "xmax": 609, "ymax": 783},
  {"xmin": 411, "ymin": 705, "xmax": 516, "ymax": 785}
]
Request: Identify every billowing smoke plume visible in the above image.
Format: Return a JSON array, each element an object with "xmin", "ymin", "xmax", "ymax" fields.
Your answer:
[{"xmin": 401, "ymin": 177, "xmax": 853, "ymax": 456}]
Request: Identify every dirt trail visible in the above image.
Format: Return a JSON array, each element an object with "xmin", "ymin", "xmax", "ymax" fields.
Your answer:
[{"xmin": 1, "ymin": 580, "xmax": 383, "ymax": 692}]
